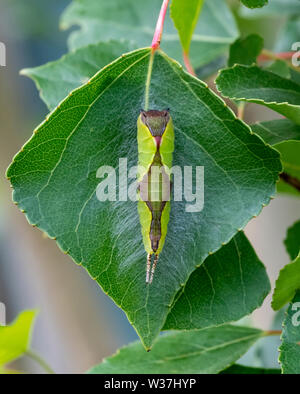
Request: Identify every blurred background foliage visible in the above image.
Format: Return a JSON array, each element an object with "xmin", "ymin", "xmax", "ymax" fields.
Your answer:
[{"xmin": 0, "ymin": 0, "xmax": 299, "ymax": 373}]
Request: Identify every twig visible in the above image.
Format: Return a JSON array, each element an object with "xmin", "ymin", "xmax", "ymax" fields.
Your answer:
[
  {"xmin": 258, "ymin": 50, "xmax": 295, "ymax": 62},
  {"xmin": 280, "ymin": 172, "xmax": 300, "ymax": 193},
  {"xmin": 258, "ymin": 49, "xmax": 299, "ymax": 72}
]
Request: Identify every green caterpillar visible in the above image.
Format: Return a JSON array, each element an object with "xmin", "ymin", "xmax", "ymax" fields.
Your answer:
[{"xmin": 137, "ymin": 109, "xmax": 174, "ymax": 284}]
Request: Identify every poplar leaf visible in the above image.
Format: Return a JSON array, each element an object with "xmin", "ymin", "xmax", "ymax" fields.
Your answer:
[
  {"xmin": 251, "ymin": 119, "xmax": 300, "ymax": 146},
  {"xmin": 0, "ymin": 311, "xmax": 37, "ymax": 368},
  {"xmin": 221, "ymin": 364, "xmax": 280, "ymax": 374},
  {"xmin": 285, "ymin": 220, "xmax": 300, "ymax": 261},
  {"xmin": 240, "ymin": 0, "xmax": 268, "ymax": 9},
  {"xmin": 272, "ymin": 220, "xmax": 300, "ymax": 310},
  {"xmin": 170, "ymin": 0, "xmax": 204, "ymax": 53},
  {"xmin": 272, "ymin": 253, "xmax": 300, "ymax": 311},
  {"xmin": 216, "ymin": 65, "xmax": 300, "ymax": 125},
  {"xmin": 21, "ymin": 41, "xmax": 134, "ymax": 111},
  {"xmin": 164, "ymin": 232, "xmax": 270, "ymax": 330},
  {"xmin": 266, "ymin": 60, "xmax": 291, "ymax": 79},
  {"xmin": 87, "ymin": 325, "xmax": 264, "ymax": 374},
  {"xmin": 279, "ymin": 291, "xmax": 300, "ymax": 374},
  {"xmin": 60, "ymin": 0, "xmax": 238, "ymax": 69},
  {"xmin": 7, "ymin": 49, "xmax": 280, "ymax": 349},
  {"xmin": 228, "ymin": 34, "xmax": 263, "ymax": 67},
  {"xmin": 240, "ymin": 0, "xmax": 300, "ymax": 17},
  {"xmin": 251, "ymin": 120, "xmax": 300, "ymax": 197}
]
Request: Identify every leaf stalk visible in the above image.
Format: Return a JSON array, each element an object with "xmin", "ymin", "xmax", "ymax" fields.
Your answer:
[
  {"xmin": 264, "ymin": 330, "xmax": 282, "ymax": 337},
  {"xmin": 151, "ymin": 0, "xmax": 170, "ymax": 51},
  {"xmin": 183, "ymin": 51, "xmax": 196, "ymax": 76},
  {"xmin": 25, "ymin": 350, "xmax": 55, "ymax": 374}
]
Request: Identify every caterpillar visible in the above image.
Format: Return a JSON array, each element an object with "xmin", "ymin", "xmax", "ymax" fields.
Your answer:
[{"xmin": 137, "ymin": 109, "xmax": 174, "ymax": 284}]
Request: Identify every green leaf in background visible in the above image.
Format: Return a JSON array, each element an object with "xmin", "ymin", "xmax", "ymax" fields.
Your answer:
[
  {"xmin": 240, "ymin": 0, "xmax": 300, "ymax": 17},
  {"xmin": 290, "ymin": 69, "xmax": 300, "ymax": 86},
  {"xmin": 170, "ymin": 0, "xmax": 204, "ymax": 54},
  {"xmin": 272, "ymin": 253, "xmax": 300, "ymax": 311},
  {"xmin": 240, "ymin": 0, "xmax": 268, "ymax": 9},
  {"xmin": 196, "ymin": 56, "xmax": 226, "ymax": 80},
  {"xmin": 237, "ymin": 308, "xmax": 285, "ymax": 369},
  {"xmin": 60, "ymin": 0, "xmax": 238, "ymax": 69},
  {"xmin": 266, "ymin": 60, "xmax": 291, "ymax": 79},
  {"xmin": 279, "ymin": 290, "xmax": 300, "ymax": 374},
  {"xmin": 7, "ymin": 48, "xmax": 281, "ymax": 349},
  {"xmin": 228, "ymin": 34, "xmax": 263, "ymax": 67},
  {"xmin": 285, "ymin": 220, "xmax": 300, "ymax": 261},
  {"xmin": 276, "ymin": 141, "xmax": 300, "ymax": 190},
  {"xmin": 272, "ymin": 220, "xmax": 300, "ymax": 310},
  {"xmin": 21, "ymin": 41, "xmax": 134, "ymax": 111},
  {"xmin": 251, "ymin": 120, "xmax": 300, "ymax": 197},
  {"xmin": 216, "ymin": 65, "xmax": 300, "ymax": 125},
  {"xmin": 164, "ymin": 232, "xmax": 270, "ymax": 330},
  {"xmin": 276, "ymin": 19, "xmax": 300, "ymax": 53},
  {"xmin": 221, "ymin": 364, "xmax": 280, "ymax": 374},
  {"xmin": 0, "ymin": 310, "xmax": 37, "ymax": 368},
  {"xmin": 87, "ymin": 325, "xmax": 264, "ymax": 374},
  {"xmin": 251, "ymin": 119, "xmax": 300, "ymax": 146}
]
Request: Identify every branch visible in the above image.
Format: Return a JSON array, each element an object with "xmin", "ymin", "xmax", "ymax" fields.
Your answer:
[{"xmin": 280, "ymin": 172, "xmax": 300, "ymax": 193}]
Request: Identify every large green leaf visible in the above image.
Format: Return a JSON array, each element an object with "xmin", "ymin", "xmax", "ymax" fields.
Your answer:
[
  {"xmin": 0, "ymin": 311, "xmax": 37, "ymax": 368},
  {"xmin": 272, "ymin": 220, "xmax": 300, "ymax": 310},
  {"xmin": 228, "ymin": 34, "xmax": 263, "ymax": 67},
  {"xmin": 216, "ymin": 65, "xmax": 300, "ymax": 125},
  {"xmin": 60, "ymin": 0, "xmax": 238, "ymax": 68},
  {"xmin": 170, "ymin": 0, "xmax": 204, "ymax": 53},
  {"xmin": 87, "ymin": 325, "xmax": 264, "ymax": 374},
  {"xmin": 7, "ymin": 48, "xmax": 281, "ymax": 349},
  {"xmin": 279, "ymin": 291, "xmax": 300, "ymax": 374},
  {"xmin": 164, "ymin": 232, "xmax": 270, "ymax": 330},
  {"xmin": 240, "ymin": 0, "xmax": 268, "ymax": 9},
  {"xmin": 21, "ymin": 41, "xmax": 134, "ymax": 111}
]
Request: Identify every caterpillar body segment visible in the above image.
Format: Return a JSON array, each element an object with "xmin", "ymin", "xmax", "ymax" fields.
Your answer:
[{"xmin": 137, "ymin": 109, "xmax": 174, "ymax": 284}]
